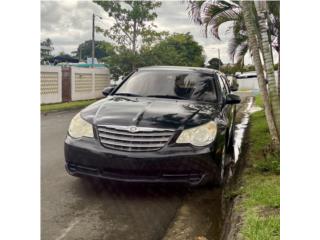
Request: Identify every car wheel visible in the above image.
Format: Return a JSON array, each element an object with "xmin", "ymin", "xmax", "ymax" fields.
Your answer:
[
  {"xmin": 210, "ymin": 140, "xmax": 236, "ymax": 187},
  {"xmin": 227, "ymin": 126, "xmax": 236, "ymax": 164},
  {"xmin": 208, "ymin": 144, "xmax": 227, "ymax": 187},
  {"xmin": 219, "ymin": 145, "xmax": 227, "ymax": 185}
]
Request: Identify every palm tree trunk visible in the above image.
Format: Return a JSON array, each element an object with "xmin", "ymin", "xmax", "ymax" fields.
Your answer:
[
  {"xmin": 277, "ymin": 37, "xmax": 280, "ymax": 96},
  {"xmin": 240, "ymin": 0, "xmax": 279, "ymax": 145},
  {"xmin": 255, "ymin": 0, "xmax": 280, "ymax": 138},
  {"xmin": 132, "ymin": 19, "xmax": 137, "ymax": 70}
]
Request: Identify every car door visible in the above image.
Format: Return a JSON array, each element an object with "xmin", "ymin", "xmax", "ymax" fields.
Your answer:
[{"xmin": 217, "ymin": 74, "xmax": 234, "ymax": 147}]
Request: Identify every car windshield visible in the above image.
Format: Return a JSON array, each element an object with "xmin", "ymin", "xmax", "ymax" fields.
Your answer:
[{"xmin": 113, "ymin": 70, "xmax": 217, "ymax": 102}]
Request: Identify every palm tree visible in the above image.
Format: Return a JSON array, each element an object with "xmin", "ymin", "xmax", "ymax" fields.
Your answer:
[
  {"xmin": 188, "ymin": 0, "xmax": 279, "ymax": 66},
  {"xmin": 45, "ymin": 38, "xmax": 52, "ymax": 47},
  {"xmin": 255, "ymin": 0, "xmax": 280, "ymax": 136},
  {"xmin": 240, "ymin": 0, "xmax": 279, "ymax": 145},
  {"xmin": 188, "ymin": 0, "xmax": 280, "ymax": 144},
  {"xmin": 41, "ymin": 38, "xmax": 53, "ymax": 48}
]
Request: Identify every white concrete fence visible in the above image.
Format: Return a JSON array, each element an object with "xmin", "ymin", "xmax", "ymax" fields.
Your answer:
[
  {"xmin": 71, "ymin": 67, "xmax": 110, "ymax": 101},
  {"xmin": 41, "ymin": 66, "xmax": 110, "ymax": 104},
  {"xmin": 40, "ymin": 66, "xmax": 62, "ymax": 104}
]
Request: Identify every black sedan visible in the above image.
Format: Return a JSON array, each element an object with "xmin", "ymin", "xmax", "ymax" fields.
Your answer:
[{"xmin": 64, "ymin": 66, "xmax": 240, "ymax": 186}]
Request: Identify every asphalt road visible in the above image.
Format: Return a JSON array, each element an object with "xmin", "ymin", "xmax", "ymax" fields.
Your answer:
[
  {"xmin": 41, "ymin": 110, "xmax": 191, "ymax": 240},
  {"xmin": 41, "ymin": 93, "xmax": 252, "ymax": 240}
]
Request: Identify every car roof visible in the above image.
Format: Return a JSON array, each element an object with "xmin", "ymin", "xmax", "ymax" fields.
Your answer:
[{"xmin": 138, "ymin": 65, "xmax": 221, "ymax": 75}]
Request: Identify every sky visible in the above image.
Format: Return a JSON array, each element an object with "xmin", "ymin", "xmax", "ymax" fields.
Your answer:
[{"xmin": 41, "ymin": 0, "xmax": 252, "ymax": 64}]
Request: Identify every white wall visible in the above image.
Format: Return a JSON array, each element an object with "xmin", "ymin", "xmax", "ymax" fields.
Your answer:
[
  {"xmin": 71, "ymin": 67, "xmax": 110, "ymax": 101},
  {"xmin": 40, "ymin": 66, "xmax": 62, "ymax": 104},
  {"xmin": 41, "ymin": 66, "xmax": 110, "ymax": 104},
  {"xmin": 236, "ymin": 71, "xmax": 279, "ymax": 91},
  {"xmin": 237, "ymin": 77, "xmax": 260, "ymax": 91}
]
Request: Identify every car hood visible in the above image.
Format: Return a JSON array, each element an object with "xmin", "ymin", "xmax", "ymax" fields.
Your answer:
[{"xmin": 81, "ymin": 96, "xmax": 220, "ymax": 130}]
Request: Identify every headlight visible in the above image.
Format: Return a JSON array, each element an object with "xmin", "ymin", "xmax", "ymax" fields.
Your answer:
[
  {"xmin": 176, "ymin": 121, "xmax": 217, "ymax": 146},
  {"xmin": 68, "ymin": 113, "xmax": 93, "ymax": 138}
]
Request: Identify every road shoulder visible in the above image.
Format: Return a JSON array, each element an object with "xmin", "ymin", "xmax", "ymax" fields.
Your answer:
[
  {"xmin": 224, "ymin": 96, "xmax": 280, "ymax": 240},
  {"xmin": 41, "ymin": 99, "xmax": 98, "ymax": 113}
]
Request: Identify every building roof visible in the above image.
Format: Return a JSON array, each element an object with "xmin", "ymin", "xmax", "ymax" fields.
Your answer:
[{"xmin": 41, "ymin": 45, "xmax": 54, "ymax": 51}]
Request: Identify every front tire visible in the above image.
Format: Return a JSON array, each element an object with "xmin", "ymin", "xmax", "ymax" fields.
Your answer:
[
  {"xmin": 210, "ymin": 138, "xmax": 236, "ymax": 187},
  {"xmin": 208, "ymin": 145, "xmax": 227, "ymax": 187},
  {"xmin": 227, "ymin": 125, "xmax": 236, "ymax": 162}
]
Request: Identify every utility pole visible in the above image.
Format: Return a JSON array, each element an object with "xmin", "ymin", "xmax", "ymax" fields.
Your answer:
[
  {"xmin": 91, "ymin": 13, "xmax": 95, "ymax": 68},
  {"xmin": 218, "ymin": 48, "xmax": 221, "ymax": 71},
  {"xmin": 78, "ymin": 45, "xmax": 82, "ymax": 62}
]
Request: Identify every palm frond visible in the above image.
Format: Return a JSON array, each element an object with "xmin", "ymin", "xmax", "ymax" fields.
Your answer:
[
  {"xmin": 235, "ymin": 43, "xmax": 248, "ymax": 64},
  {"xmin": 187, "ymin": 0, "xmax": 279, "ymax": 62},
  {"xmin": 187, "ymin": 0, "xmax": 205, "ymax": 24},
  {"xmin": 200, "ymin": 1, "xmax": 241, "ymax": 39},
  {"xmin": 228, "ymin": 30, "xmax": 247, "ymax": 62}
]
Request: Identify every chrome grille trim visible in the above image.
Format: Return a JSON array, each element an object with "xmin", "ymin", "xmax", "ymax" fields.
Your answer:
[
  {"xmin": 98, "ymin": 133, "xmax": 170, "ymax": 142},
  {"xmin": 99, "ymin": 125, "xmax": 174, "ymax": 132},
  {"xmin": 100, "ymin": 139, "xmax": 165, "ymax": 148},
  {"xmin": 97, "ymin": 125, "xmax": 175, "ymax": 152},
  {"xmin": 97, "ymin": 127, "xmax": 173, "ymax": 137}
]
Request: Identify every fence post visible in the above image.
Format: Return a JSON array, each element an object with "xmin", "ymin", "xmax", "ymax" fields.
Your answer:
[{"xmin": 61, "ymin": 67, "xmax": 71, "ymax": 102}]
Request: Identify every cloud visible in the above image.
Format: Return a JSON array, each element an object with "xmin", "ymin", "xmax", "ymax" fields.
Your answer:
[{"xmin": 41, "ymin": 0, "xmax": 241, "ymax": 64}]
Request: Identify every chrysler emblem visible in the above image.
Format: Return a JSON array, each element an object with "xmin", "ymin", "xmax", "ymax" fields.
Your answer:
[{"xmin": 129, "ymin": 126, "xmax": 138, "ymax": 133}]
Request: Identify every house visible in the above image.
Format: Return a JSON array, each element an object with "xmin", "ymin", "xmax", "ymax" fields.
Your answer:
[{"xmin": 41, "ymin": 45, "xmax": 54, "ymax": 59}]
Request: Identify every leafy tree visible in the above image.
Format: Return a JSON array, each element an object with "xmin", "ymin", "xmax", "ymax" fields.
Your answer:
[
  {"xmin": 75, "ymin": 40, "xmax": 114, "ymax": 61},
  {"xmin": 220, "ymin": 64, "xmax": 257, "ymax": 75},
  {"xmin": 207, "ymin": 58, "xmax": 223, "ymax": 70},
  {"xmin": 58, "ymin": 51, "xmax": 67, "ymax": 56},
  {"xmin": 41, "ymin": 38, "xmax": 54, "ymax": 61},
  {"xmin": 102, "ymin": 46, "xmax": 137, "ymax": 80},
  {"xmin": 103, "ymin": 33, "xmax": 205, "ymax": 80},
  {"xmin": 94, "ymin": 1, "xmax": 167, "ymax": 53},
  {"xmin": 141, "ymin": 33, "xmax": 205, "ymax": 67}
]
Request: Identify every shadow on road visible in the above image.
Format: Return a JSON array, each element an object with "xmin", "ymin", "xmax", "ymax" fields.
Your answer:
[{"xmin": 71, "ymin": 177, "xmax": 191, "ymax": 200}]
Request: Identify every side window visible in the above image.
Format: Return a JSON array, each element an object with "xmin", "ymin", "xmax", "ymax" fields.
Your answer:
[
  {"xmin": 221, "ymin": 75, "xmax": 231, "ymax": 94},
  {"xmin": 218, "ymin": 75, "xmax": 228, "ymax": 98}
]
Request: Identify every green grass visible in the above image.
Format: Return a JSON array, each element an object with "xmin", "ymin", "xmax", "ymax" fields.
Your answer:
[
  {"xmin": 242, "ymin": 213, "xmax": 280, "ymax": 240},
  {"xmin": 254, "ymin": 94, "xmax": 264, "ymax": 107},
  {"xmin": 41, "ymin": 99, "xmax": 98, "ymax": 113},
  {"xmin": 235, "ymin": 95, "xmax": 280, "ymax": 240},
  {"xmin": 241, "ymin": 175, "xmax": 280, "ymax": 209}
]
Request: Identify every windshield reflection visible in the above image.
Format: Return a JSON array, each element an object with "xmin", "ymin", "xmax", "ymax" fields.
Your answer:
[{"xmin": 114, "ymin": 70, "xmax": 217, "ymax": 102}]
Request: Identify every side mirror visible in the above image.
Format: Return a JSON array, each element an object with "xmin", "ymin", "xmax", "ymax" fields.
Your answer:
[
  {"xmin": 102, "ymin": 87, "xmax": 114, "ymax": 97},
  {"xmin": 230, "ymin": 84, "xmax": 239, "ymax": 92},
  {"xmin": 226, "ymin": 94, "xmax": 241, "ymax": 104}
]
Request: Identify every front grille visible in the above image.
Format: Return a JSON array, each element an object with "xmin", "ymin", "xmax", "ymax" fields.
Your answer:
[{"xmin": 97, "ymin": 125, "xmax": 175, "ymax": 152}]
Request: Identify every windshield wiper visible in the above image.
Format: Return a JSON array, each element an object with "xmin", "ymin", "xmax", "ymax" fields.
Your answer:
[
  {"xmin": 146, "ymin": 95, "xmax": 187, "ymax": 100},
  {"xmin": 113, "ymin": 93, "xmax": 142, "ymax": 97}
]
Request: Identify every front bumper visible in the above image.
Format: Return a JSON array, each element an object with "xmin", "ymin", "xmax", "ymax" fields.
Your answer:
[{"xmin": 64, "ymin": 136, "xmax": 221, "ymax": 186}]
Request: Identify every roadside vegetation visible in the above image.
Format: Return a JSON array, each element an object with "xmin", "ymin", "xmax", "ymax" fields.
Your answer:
[
  {"xmin": 188, "ymin": 0, "xmax": 280, "ymax": 147},
  {"xmin": 41, "ymin": 99, "xmax": 97, "ymax": 113},
  {"xmin": 227, "ymin": 95, "xmax": 280, "ymax": 239},
  {"xmin": 93, "ymin": 1, "xmax": 205, "ymax": 80}
]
